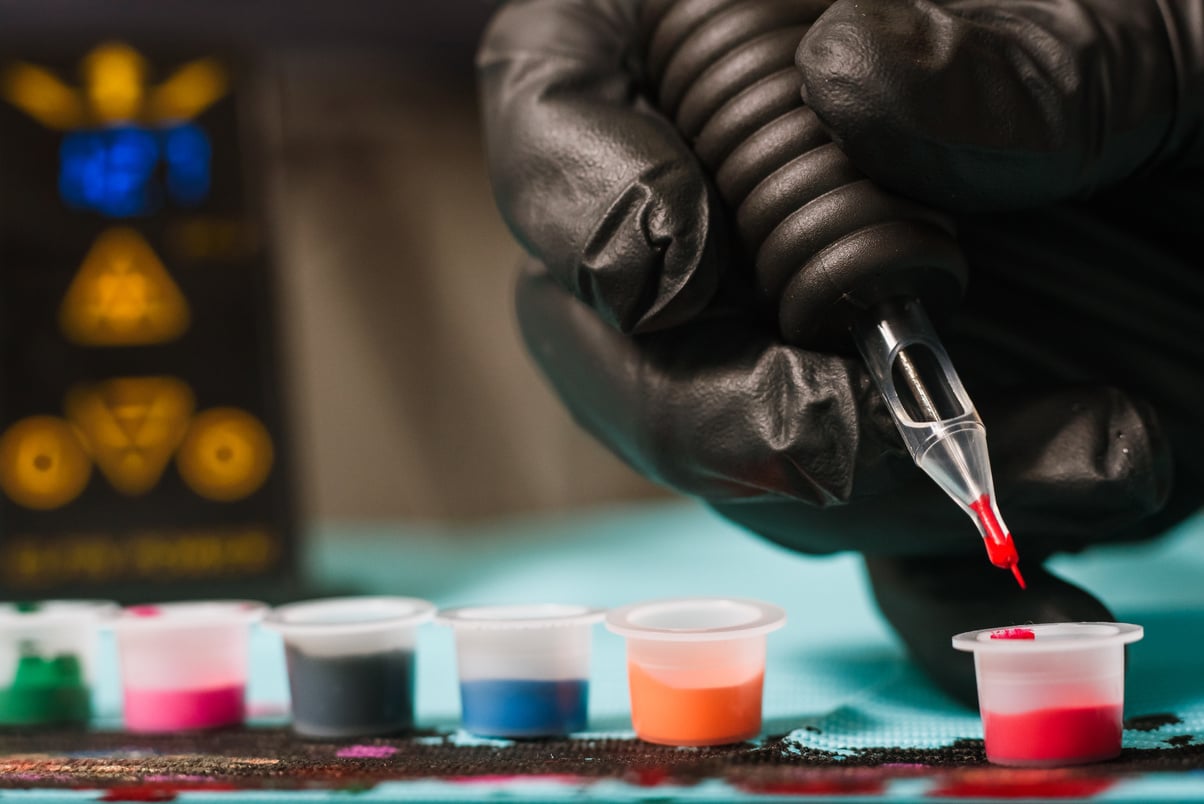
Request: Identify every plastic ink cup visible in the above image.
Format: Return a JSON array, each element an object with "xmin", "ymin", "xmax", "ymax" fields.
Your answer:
[
  {"xmin": 953, "ymin": 622, "xmax": 1144, "ymax": 767},
  {"xmin": 436, "ymin": 604, "xmax": 604, "ymax": 739},
  {"xmin": 0, "ymin": 600, "xmax": 117, "ymax": 726},
  {"xmin": 265, "ymin": 596, "xmax": 435, "ymax": 738},
  {"xmin": 111, "ymin": 600, "xmax": 265, "ymax": 733},
  {"xmin": 606, "ymin": 597, "xmax": 786, "ymax": 747}
]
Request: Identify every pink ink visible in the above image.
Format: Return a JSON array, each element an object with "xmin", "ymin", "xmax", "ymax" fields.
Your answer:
[
  {"xmin": 990, "ymin": 628, "xmax": 1036, "ymax": 640},
  {"xmin": 336, "ymin": 745, "xmax": 398, "ymax": 759},
  {"xmin": 123, "ymin": 684, "xmax": 245, "ymax": 732}
]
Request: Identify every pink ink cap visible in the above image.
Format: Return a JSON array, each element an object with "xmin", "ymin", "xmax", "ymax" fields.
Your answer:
[{"xmin": 109, "ymin": 601, "xmax": 266, "ymax": 733}]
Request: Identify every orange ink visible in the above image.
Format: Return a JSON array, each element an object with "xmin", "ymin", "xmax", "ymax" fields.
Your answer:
[{"xmin": 627, "ymin": 662, "xmax": 763, "ymax": 747}]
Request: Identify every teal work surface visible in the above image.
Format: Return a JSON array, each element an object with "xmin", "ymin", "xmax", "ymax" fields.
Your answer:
[{"xmin": 11, "ymin": 499, "xmax": 1204, "ymax": 802}]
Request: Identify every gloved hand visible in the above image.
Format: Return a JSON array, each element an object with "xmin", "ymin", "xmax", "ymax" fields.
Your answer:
[{"xmin": 478, "ymin": 0, "xmax": 1204, "ymax": 704}]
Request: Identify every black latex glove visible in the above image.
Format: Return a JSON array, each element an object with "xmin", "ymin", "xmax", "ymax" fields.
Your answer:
[{"xmin": 479, "ymin": 0, "xmax": 1204, "ymax": 702}]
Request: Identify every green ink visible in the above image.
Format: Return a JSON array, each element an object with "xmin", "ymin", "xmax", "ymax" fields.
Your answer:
[{"xmin": 0, "ymin": 646, "xmax": 90, "ymax": 725}]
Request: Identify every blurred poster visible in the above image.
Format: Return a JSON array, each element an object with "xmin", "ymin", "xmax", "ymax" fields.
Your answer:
[{"xmin": 0, "ymin": 42, "xmax": 295, "ymax": 600}]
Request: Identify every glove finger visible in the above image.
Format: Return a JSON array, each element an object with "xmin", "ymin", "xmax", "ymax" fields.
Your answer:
[
  {"xmin": 796, "ymin": 0, "xmax": 1204, "ymax": 211},
  {"xmin": 479, "ymin": 0, "xmax": 725, "ymax": 334},
  {"xmin": 515, "ymin": 258, "xmax": 906, "ymax": 503},
  {"xmin": 977, "ymin": 385, "xmax": 1171, "ymax": 546},
  {"xmin": 713, "ymin": 384, "xmax": 1171, "ymax": 558}
]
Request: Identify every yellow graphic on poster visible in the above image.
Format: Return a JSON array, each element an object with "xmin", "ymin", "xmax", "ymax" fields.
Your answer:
[
  {"xmin": 3, "ymin": 42, "xmax": 227, "ymax": 129},
  {"xmin": 0, "ymin": 416, "xmax": 92, "ymax": 510},
  {"xmin": 59, "ymin": 227, "xmax": 191, "ymax": 346},
  {"xmin": 177, "ymin": 408, "xmax": 273, "ymax": 502},
  {"xmin": 65, "ymin": 377, "xmax": 195, "ymax": 496}
]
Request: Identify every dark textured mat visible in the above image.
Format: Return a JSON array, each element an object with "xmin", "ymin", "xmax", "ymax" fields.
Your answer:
[{"xmin": 0, "ymin": 726, "xmax": 1201, "ymax": 798}]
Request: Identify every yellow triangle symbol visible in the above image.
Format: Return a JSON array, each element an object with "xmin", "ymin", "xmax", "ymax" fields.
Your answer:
[
  {"xmin": 59, "ymin": 227, "xmax": 190, "ymax": 346},
  {"xmin": 65, "ymin": 377, "xmax": 195, "ymax": 495}
]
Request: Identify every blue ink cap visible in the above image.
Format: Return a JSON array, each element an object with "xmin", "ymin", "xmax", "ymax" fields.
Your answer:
[{"xmin": 436, "ymin": 604, "xmax": 603, "ymax": 739}]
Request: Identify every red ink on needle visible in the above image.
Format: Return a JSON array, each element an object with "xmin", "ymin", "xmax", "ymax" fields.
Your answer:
[
  {"xmin": 968, "ymin": 495, "xmax": 1025, "ymax": 589},
  {"xmin": 852, "ymin": 303, "xmax": 1027, "ymax": 589}
]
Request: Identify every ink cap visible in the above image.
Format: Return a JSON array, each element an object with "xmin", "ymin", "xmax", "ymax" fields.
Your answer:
[
  {"xmin": 953, "ymin": 622, "xmax": 1143, "ymax": 766},
  {"xmin": 110, "ymin": 600, "xmax": 265, "ymax": 732},
  {"xmin": 0, "ymin": 600, "xmax": 117, "ymax": 726},
  {"xmin": 606, "ymin": 597, "xmax": 785, "ymax": 746},
  {"xmin": 436, "ymin": 604, "xmax": 603, "ymax": 738},
  {"xmin": 266, "ymin": 596, "xmax": 435, "ymax": 738}
]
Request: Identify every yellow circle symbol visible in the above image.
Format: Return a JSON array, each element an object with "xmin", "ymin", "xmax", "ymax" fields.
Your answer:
[
  {"xmin": 176, "ymin": 408, "xmax": 273, "ymax": 502},
  {"xmin": 0, "ymin": 416, "xmax": 92, "ymax": 509}
]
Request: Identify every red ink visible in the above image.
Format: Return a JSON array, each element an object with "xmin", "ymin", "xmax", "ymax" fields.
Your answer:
[
  {"xmin": 123, "ymin": 684, "xmax": 245, "ymax": 732},
  {"xmin": 983, "ymin": 704, "xmax": 1123, "ymax": 765},
  {"xmin": 100, "ymin": 789, "xmax": 176, "ymax": 803},
  {"xmin": 932, "ymin": 774, "xmax": 1115, "ymax": 798},
  {"xmin": 126, "ymin": 606, "xmax": 161, "ymax": 618},
  {"xmin": 990, "ymin": 628, "xmax": 1035, "ymax": 640},
  {"xmin": 968, "ymin": 494, "xmax": 1024, "ymax": 588},
  {"xmin": 743, "ymin": 778, "xmax": 885, "ymax": 795},
  {"xmin": 99, "ymin": 782, "xmax": 238, "ymax": 802},
  {"xmin": 629, "ymin": 767, "xmax": 671, "ymax": 787}
]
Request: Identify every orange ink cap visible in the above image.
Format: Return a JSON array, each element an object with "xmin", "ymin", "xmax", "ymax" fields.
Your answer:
[{"xmin": 605, "ymin": 598, "xmax": 786, "ymax": 747}]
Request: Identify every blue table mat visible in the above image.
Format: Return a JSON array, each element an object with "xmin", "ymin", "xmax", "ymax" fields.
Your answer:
[{"xmin": 17, "ymin": 499, "xmax": 1204, "ymax": 801}]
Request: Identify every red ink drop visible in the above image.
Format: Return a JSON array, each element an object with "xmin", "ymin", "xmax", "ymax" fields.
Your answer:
[
  {"xmin": 990, "ymin": 628, "xmax": 1035, "ymax": 640},
  {"xmin": 126, "ymin": 606, "xmax": 161, "ymax": 618},
  {"xmin": 968, "ymin": 494, "xmax": 1024, "ymax": 588},
  {"xmin": 983, "ymin": 704, "xmax": 1123, "ymax": 765}
]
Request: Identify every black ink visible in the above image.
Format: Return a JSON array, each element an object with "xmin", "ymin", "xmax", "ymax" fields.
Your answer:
[{"xmin": 284, "ymin": 647, "xmax": 415, "ymax": 738}]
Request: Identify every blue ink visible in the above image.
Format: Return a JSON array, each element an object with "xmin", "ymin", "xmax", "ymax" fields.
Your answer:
[{"xmin": 460, "ymin": 678, "xmax": 588, "ymax": 738}]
